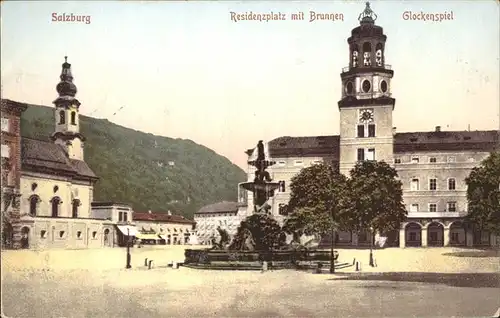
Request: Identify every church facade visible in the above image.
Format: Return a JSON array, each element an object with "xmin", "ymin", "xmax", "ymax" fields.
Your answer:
[
  {"xmin": 1, "ymin": 58, "xmax": 116, "ymax": 249},
  {"xmin": 243, "ymin": 4, "xmax": 499, "ymax": 248}
]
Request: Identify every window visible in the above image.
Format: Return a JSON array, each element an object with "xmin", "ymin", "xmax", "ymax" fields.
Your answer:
[
  {"xmin": 430, "ymin": 232, "xmax": 438, "ymax": 242},
  {"xmin": 411, "ymin": 157, "xmax": 419, "ymax": 164},
  {"xmin": 429, "ymin": 203, "xmax": 437, "ymax": 212},
  {"xmin": 29, "ymin": 195, "xmax": 39, "ymax": 216},
  {"xmin": 357, "ymin": 125, "xmax": 365, "ymax": 138},
  {"xmin": 59, "ymin": 110, "xmax": 65, "ymax": 124},
  {"xmin": 447, "ymin": 202, "xmax": 457, "ymax": 212},
  {"xmin": 277, "ymin": 161, "xmax": 286, "ymax": 166},
  {"xmin": 429, "ymin": 157, "xmax": 437, "ymax": 163},
  {"xmin": 279, "ymin": 181, "xmax": 286, "ymax": 192},
  {"xmin": 123, "ymin": 212, "xmax": 128, "ymax": 222},
  {"xmin": 72, "ymin": 199, "xmax": 80, "ymax": 218},
  {"xmin": 1, "ymin": 117, "xmax": 9, "ymax": 132},
  {"xmin": 394, "ymin": 158, "xmax": 401, "ymax": 164},
  {"xmin": 357, "ymin": 149, "xmax": 365, "ymax": 161},
  {"xmin": 409, "ymin": 232, "xmax": 417, "ymax": 241},
  {"xmin": 448, "ymin": 178, "xmax": 456, "ymax": 190},
  {"xmin": 92, "ymin": 231, "xmax": 97, "ymax": 239},
  {"xmin": 40, "ymin": 230, "xmax": 47, "ymax": 239},
  {"xmin": 1, "ymin": 144, "xmax": 10, "ymax": 158},
  {"xmin": 59, "ymin": 231, "xmax": 65, "ymax": 238},
  {"xmin": 294, "ymin": 160, "xmax": 304, "ymax": 166},
  {"xmin": 447, "ymin": 156, "xmax": 456, "ymax": 163},
  {"xmin": 51, "ymin": 197, "xmax": 60, "ymax": 217},
  {"xmin": 410, "ymin": 178, "xmax": 419, "ymax": 191},
  {"xmin": 118, "ymin": 212, "xmax": 123, "ymax": 222},
  {"xmin": 366, "ymin": 148, "xmax": 375, "ymax": 161},
  {"xmin": 429, "ymin": 178, "xmax": 437, "ymax": 191},
  {"xmin": 76, "ymin": 231, "xmax": 82, "ymax": 239},
  {"xmin": 368, "ymin": 124, "xmax": 376, "ymax": 137},
  {"xmin": 70, "ymin": 111, "xmax": 76, "ymax": 125},
  {"xmin": 410, "ymin": 204, "xmax": 419, "ymax": 212}
]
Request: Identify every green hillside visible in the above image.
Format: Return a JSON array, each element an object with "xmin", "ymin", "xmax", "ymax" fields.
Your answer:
[{"xmin": 20, "ymin": 104, "xmax": 246, "ymax": 219}]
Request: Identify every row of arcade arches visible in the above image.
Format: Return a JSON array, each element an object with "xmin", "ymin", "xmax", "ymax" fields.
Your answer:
[{"xmin": 404, "ymin": 221, "xmax": 491, "ymax": 247}]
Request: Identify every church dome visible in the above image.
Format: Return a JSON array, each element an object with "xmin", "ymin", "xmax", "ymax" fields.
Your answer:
[
  {"xmin": 55, "ymin": 57, "xmax": 77, "ymax": 97},
  {"xmin": 56, "ymin": 81, "xmax": 77, "ymax": 97}
]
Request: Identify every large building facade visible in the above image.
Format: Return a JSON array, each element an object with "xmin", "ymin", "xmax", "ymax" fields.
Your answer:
[{"xmin": 243, "ymin": 4, "xmax": 499, "ymax": 248}]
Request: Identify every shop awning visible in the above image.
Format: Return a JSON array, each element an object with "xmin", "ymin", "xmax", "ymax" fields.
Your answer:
[
  {"xmin": 136, "ymin": 233, "xmax": 159, "ymax": 240},
  {"xmin": 116, "ymin": 225, "xmax": 138, "ymax": 236}
]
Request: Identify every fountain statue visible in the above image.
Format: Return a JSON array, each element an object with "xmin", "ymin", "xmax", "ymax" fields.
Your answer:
[
  {"xmin": 210, "ymin": 226, "xmax": 230, "ymax": 250},
  {"xmin": 240, "ymin": 140, "xmax": 281, "ymax": 214}
]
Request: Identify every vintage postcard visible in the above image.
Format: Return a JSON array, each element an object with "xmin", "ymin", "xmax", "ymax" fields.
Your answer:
[{"xmin": 1, "ymin": 0, "xmax": 499, "ymax": 317}]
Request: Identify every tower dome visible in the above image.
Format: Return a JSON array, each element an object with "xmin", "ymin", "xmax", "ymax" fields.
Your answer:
[{"xmin": 56, "ymin": 56, "xmax": 77, "ymax": 97}]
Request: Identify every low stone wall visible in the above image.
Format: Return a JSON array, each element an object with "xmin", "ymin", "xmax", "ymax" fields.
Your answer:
[{"xmin": 184, "ymin": 249, "xmax": 339, "ymax": 265}]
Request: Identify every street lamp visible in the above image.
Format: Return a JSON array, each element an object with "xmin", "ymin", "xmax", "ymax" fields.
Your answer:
[
  {"xmin": 369, "ymin": 226, "xmax": 374, "ymax": 267},
  {"xmin": 330, "ymin": 211, "xmax": 336, "ymax": 274},
  {"xmin": 126, "ymin": 227, "xmax": 131, "ymax": 269}
]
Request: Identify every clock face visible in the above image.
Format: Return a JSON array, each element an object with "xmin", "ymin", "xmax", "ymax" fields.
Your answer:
[{"xmin": 359, "ymin": 109, "xmax": 374, "ymax": 123}]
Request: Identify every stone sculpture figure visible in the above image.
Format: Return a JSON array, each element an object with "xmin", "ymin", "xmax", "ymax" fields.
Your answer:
[{"xmin": 211, "ymin": 226, "xmax": 230, "ymax": 250}]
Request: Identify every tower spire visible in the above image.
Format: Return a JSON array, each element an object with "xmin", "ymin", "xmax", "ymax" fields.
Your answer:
[{"xmin": 358, "ymin": 2, "xmax": 377, "ymax": 24}]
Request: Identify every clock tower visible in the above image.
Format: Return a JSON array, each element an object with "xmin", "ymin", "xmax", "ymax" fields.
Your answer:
[{"xmin": 338, "ymin": 2, "xmax": 396, "ymax": 175}]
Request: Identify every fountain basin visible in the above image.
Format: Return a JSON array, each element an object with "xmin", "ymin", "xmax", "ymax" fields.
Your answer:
[
  {"xmin": 184, "ymin": 249, "xmax": 340, "ymax": 271},
  {"xmin": 240, "ymin": 182, "xmax": 280, "ymax": 192}
]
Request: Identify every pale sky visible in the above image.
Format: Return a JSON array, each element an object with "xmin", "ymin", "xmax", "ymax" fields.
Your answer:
[{"xmin": 1, "ymin": 1, "xmax": 499, "ymax": 169}]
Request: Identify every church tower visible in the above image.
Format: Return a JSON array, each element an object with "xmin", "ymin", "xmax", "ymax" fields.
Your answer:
[
  {"xmin": 338, "ymin": 2, "xmax": 396, "ymax": 175},
  {"xmin": 51, "ymin": 57, "xmax": 85, "ymax": 160}
]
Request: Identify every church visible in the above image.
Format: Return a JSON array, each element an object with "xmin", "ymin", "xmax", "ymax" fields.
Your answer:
[
  {"xmin": 1, "ymin": 57, "xmax": 198, "ymax": 249},
  {"xmin": 1, "ymin": 58, "xmax": 117, "ymax": 249},
  {"xmin": 241, "ymin": 3, "xmax": 499, "ymax": 248}
]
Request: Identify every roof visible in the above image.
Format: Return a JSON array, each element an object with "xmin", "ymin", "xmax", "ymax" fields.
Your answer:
[
  {"xmin": 1, "ymin": 99, "xmax": 28, "ymax": 114},
  {"xmin": 197, "ymin": 201, "xmax": 239, "ymax": 214},
  {"xmin": 258, "ymin": 130, "xmax": 499, "ymax": 158},
  {"xmin": 21, "ymin": 137, "xmax": 98, "ymax": 180},
  {"xmin": 133, "ymin": 212, "xmax": 195, "ymax": 224},
  {"xmin": 91, "ymin": 201, "xmax": 132, "ymax": 208}
]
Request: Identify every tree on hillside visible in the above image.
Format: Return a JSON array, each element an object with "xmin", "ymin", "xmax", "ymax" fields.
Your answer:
[
  {"xmin": 282, "ymin": 163, "xmax": 348, "ymax": 241},
  {"xmin": 465, "ymin": 151, "xmax": 500, "ymax": 235},
  {"xmin": 344, "ymin": 160, "xmax": 407, "ymax": 237}
]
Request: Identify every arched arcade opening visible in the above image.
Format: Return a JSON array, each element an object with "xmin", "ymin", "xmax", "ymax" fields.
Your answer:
[{"xmin": 405, "ymin": 222, "xmax": 422, "ymax": 247}]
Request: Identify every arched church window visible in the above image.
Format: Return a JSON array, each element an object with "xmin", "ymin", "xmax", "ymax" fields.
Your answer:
[
  {"xmin": 351, "ymin": 46, "xmax": 359, "ymax": 68},
  {"xmin": 363, "ymin": 42, "xmax": 372, "ymax": 66},
  {"xmin": 375, "ymin": 43, "xmax": 383, "ymax": 67},
  {"xmin": 59, "ymin": 110, "xmax": 65, "ymax": 124},
  {"xmin": 70, "ymin": 111, "xmax": 76, "ymax": 125},
  {"xmin": 29, "ymin": 195, "xmax": 40, "ymax": 216},
  {"xmin": 51, "ymin": 197, "xmax": 61, "ymax": 217},
  {"xmin": 72, "ymin": 199, "xmax": 80, "ymax": 218}
]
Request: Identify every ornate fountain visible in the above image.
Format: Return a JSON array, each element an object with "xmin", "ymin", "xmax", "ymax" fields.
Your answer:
[{"xmin": 240, "ymin": 140, "xmax": 281, "ymax": 215}]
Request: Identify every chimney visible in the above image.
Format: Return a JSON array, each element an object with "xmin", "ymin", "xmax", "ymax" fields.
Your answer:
[
  {"xmin": 392, "ymin": 127, "xmax": 397, "ymax": 136},
  {"xmin": 435, "ymin": 126, "xmax": 441, "ymax": 132}
]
